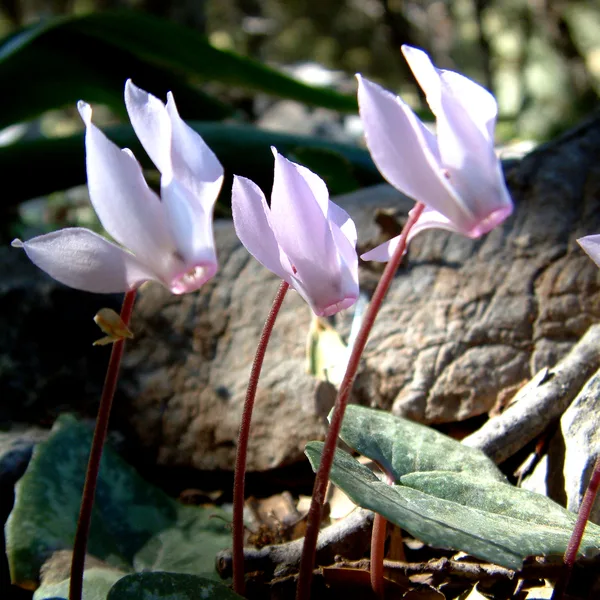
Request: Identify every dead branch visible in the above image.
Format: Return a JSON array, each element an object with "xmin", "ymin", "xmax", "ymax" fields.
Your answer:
[{"xmin": 463, "ymin": 324, "xmax": 600, "ymax": 463}]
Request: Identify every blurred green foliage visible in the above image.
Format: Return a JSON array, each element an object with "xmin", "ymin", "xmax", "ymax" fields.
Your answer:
[{"xmin": 0, "ymin": 0, "xmax": 599, "ymax": 240}]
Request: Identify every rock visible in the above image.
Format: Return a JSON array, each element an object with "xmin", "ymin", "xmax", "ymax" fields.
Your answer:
[
  {"xmin": 523, "ymin": 368, "xmax": 600, "ymax": 524},
  {"xmin": 0, "ymin": 249, "xmax": 121, "ymax": 426},
  {"xmin": 561, "ymin": 370, "xmax": 600, "ymax": 523},
  {"xmin": 6, "ymin": 115, "xmax": 600, "ymax": 473},
  {"xmin": 354, "ymin": 115, "xmax": 600, "ymax": 423}
]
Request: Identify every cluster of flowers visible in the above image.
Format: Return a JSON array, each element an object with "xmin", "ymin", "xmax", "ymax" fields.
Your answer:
[{"xmin": 13, "ymin": 46, "xmax": 516, "ymax": 311}]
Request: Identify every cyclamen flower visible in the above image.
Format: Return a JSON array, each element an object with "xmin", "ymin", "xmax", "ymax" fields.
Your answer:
[
  {"xmin": 12, "ymin": 80, "xmax": 223, "ymax": 294},
  {"xmin": 578, "ymin": 235, "xmax": 600, "ymax": 267},
  {"xmin": 358, "ymin": 45, "xmax": 513, "ymax": 261},
  {"xmin": 232, "ymin": 148, "xmax": 359, "ymax": 317}
]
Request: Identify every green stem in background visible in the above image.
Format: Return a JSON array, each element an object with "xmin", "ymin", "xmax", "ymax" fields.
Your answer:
[
  {"xmin": 69, "ymin": 289, "xmax": 137, "ymax": 600},
  {"xmin": 296, "ymin": 202, "xmax": 425, "ymax": 600},
  {"xmin": 232, "ymin": 281, "xmax": 290, "ymax": 596},
  {"xmin": 552, "ymin": 455, "xmax": 600, "ymax": 600}
]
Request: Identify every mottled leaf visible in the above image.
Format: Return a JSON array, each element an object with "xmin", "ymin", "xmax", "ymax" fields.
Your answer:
[
  {"xmin": 107, "ymin": 572, "xmax": 243, "ymax": 600},
  {"xmin": 6, "ymin": 415, "xmax": 230, "ymax": 589}
]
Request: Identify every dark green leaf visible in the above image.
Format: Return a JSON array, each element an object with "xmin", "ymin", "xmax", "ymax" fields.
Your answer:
[
  {"xmin": 108, "ymin": 572, "xmax": 243, "ymax": 600},
  {"xmin": 70, "ymin": 11, "xmax": 358, "ymax": 112},
  {"xmin": 305, "ymin": 441, "xmax": 600, "ymax": 569},
  {"xmin": 0, "ymin": 123, "xmax": 380, "ymax": 206},
  {"xmin": 0, "ymin": 19, "xmax": 232, "ymax": 129},
  {"xmin": 335, "ymin": 405, "xmax": 505, "ymax": 483},
  {"xmin": 6, "ymin": 415, "xmax": 231, "ymax": 588},
  {"xmin": 33, "ymin": 564, "xmax": 125, "ymax": 600},
  {"xmin": 0, "ymin": 10, "xmax": 357, "ymax": 129}
]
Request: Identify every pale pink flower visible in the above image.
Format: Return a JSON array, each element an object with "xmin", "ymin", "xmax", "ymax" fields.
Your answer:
[
  {"xmin": 358, "ymin": 45, "xmax": 513, "ymax": 261},
  {"xmin": 12, "ymin": 80, "xmax": 223, "ymax": 294},
  {"xmin": 232, "ymin": 148, "xmax": 359, "ymax": 317}
]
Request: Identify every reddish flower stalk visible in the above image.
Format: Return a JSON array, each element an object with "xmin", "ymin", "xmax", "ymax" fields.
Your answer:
[
  {"xmin": 296, "ymin": 202, "xmax": 425, "ymax": 600},
  {"xmin": 69, "ymin": 289, "xmax": 137, "ymax": 600},
  {"xmin": 370, "ymin": 514, "xmax": 387, "ymax": 597},
  {"xmin": 232, "ymin": 281, "xmax": 290, "ymax": 595},
  {"xmin": 553, "ymin": 455, "xmax": 600, "ymax": 600},
  {"xmin": 371, "ymin": 466, "xmax": 395, "ymax": 598}
]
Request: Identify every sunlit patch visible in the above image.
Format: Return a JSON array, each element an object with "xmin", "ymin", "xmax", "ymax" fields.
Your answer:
[{"xmin": 93, "ymin": 308, "xmax": 134, "ymax": 346}]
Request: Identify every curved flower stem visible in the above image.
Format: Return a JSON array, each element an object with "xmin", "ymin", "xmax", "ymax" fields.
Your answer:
[
  {"xmin": 371, "ymin": 466, "xmax": 394, "ymax": 598},
  {"xmin": 296, "ymin": 202, "xmax": 425, "ymax": 600},
  {"xmin": 69, "ymin": 289, "xmax": 136, "ymax": 600},
  {"xmin": 552, "ymin": 455, "xmax": 600, "ymax": 600},
  {"xmin": 370, "ymin": 513, "xmax": 387, "ymax": 598},
  {"xmin": 233, "ymin": 280, "xmax": 290, "ymax": 596}
]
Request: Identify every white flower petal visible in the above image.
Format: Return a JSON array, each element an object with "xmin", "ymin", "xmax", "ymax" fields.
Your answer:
[
  {"xmin": 161, "ymin": 177, "xmax": 218, "ymax": 279},
  {"xmin": 78, "ymin": 101, "xmax": 174, "ymax": 266},
  {"xmin": 166, "ymin": 93, "xmax": 224, "ymax": 202},
  {"xmin": 12, "ymin": 228, "xmax": 157, "ymax": 293},
  {"xmin": 401, "ymin": 45, "xmax": 443, "ymax": 117},
  {"xmin": 124, "ymin": 79, "xmax": 173, "ymax": 177},
  {"xmin": 231, "ymin": 175, "xmax": 290, "ymax": 281},
  {"xmin": 270, "ymin": 150, "xmax": 338, "ymax": 275},
  {"xmin": 356, "ymin": 75, "xmax": 472, "ymax": 228},
  {"xmin": 435, "ymin": 77, "xmax": 512, "ymax": 229},
  {"xmin": 578, "ymin": 234, "xmax": 600, "ymax": 268},
  {"xmin": 327, "ymin": 200, "xmax": 357, "ymax": 247}
]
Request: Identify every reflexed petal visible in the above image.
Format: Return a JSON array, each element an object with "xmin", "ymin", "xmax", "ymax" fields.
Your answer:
[
  {"xmin": 401, "ymin": 45, "xmax": 443, "ymax": 117},
  {"xmin": 77, "ymin": 101, "xmax": 174, "ymax": 265},
  {"xmin": 401, "ymin": 45, "xmax": 497, "ymax": 139},
  {"xmin": 161, "ymin": 178, "xmax": 218, "ymax": 272},
  {"xmin": 360, "ymin": 238, "xmax": 402, "ymax": 262},
  {"xmin": 435, "ymin": 76, "xmax": 508, "ymax": 222},
  {"xmin": 166, "ymin": 93, "xmax": 224, "ymax": 202},
  {"xmin": 439, "ymin": 70, "xmax": 497, "ymax": 140},
  {"xmin": 124, "ymin": 80, "xmax": 173, "ymax": 177},
  {"xmin": 356, "ymin": 76, "xmax": 471, "ymax": 226},
  {"xmin": 11, "ymin": 228, "xmax": 157, "ymax": 293},
  {"xmin": 578, "ymin": 234, "xmax": 600, "ymax": 268},
  {"xmin": 328, "ymin": 201, "xmax": 357, "ymax": 246},
  {"xmin": 328, "ymin": 202, "xmax": 359, "ymax": 296},
  {"xmin": 231, "ymin": 175, "xmax": 289, "ymax": 281},
  {"xmin": 270, "ymin": 150, "xmax": 338, "ymax": 275}
]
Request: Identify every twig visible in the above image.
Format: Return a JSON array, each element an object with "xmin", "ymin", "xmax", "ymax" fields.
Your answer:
[
  {"xmin": 216, "ymin": 508, "xmax": 374, "ymax": 579},
  {"xmin": 462, "ymin": 324, "xmax": 600, "ymax": 463}
]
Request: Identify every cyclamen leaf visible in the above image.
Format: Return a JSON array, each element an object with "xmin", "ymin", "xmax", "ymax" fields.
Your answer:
[
  {"xmin": 305, "ymin": 441, "xmax": 600, "ymax": 569},
  {"xmin": 6, "ymin": 415, "xmax": 231, "ymax": 588},
  {"xmin": 334, "ymin": 404, "xmax": 505, "ymax": 482},
  {"xmin": 107, "ymin": 572, "xmax": 244, "ymax": 600},
  {"xmin": 33, "ymin": 565, "xmax": 126, "ymax": 600}
]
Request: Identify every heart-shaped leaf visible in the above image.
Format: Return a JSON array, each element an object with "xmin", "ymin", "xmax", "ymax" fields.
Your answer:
[
  {"xmin": 6, "ymin": 415, "xmax": 231, "ymax": 589},
  {"xmin": 335, "ymin": 404, "xmax": 505, "ymax": 482},
  {"xmin": 305, "ymin": 406, "xmax": 600, "ymax": 569},
  {"xmin": 107, "ymin": 572, "xmax": 243, "ymax": 600}
]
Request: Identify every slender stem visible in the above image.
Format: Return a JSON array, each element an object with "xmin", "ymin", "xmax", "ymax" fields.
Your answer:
[
  {"xmin": 296, "ymin": 202, "xmax": 425, "ymax": 600},
  {"xmin": 371, "ymin": 466, "xmax": 394, "ymax": 597},
  {"xmin": 552, "ymin": 455, "xmax": 600, "ymax": 600},
  {"xmin": 232, "ymin": 281, "xmax": 290, "ymax": 596},
  {"xmin": 69, "ymin": 290, "xmax": 136, "ymax": 600},
  {"xmin": 370, "ymin": 513, "xmax": 387, "ymax": 598}
]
